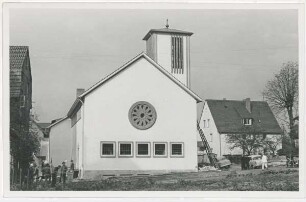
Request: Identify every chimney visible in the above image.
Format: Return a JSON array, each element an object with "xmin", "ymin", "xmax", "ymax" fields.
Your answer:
[
  {"xmin": 245, "ymin": 98, "xmax": 251, "ymax": 113},
  {"xmin": 76, "ymin": 88, "xmax": 85, "ymax": 98}
]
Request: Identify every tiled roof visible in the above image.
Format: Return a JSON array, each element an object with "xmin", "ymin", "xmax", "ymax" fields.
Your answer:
[
  {"xmin": 206, "ymin": 99, "xmax": 282, "ymax": 134},
  {"xmin": 10, "ymin": 46, "xmax": 29, "ymax": 97},
  {"xmin": 143, "ymin": 28, "xmax": 193, "ymax": 40}
]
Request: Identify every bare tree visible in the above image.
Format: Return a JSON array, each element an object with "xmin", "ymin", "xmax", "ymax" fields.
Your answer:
[
  {"xmin": 264, "ymin": 135, "xmax": 283, "ymax": 155},
  {"xmin": 263, "ymin": 61, "xmax": 298, "ymax": 140},
  {"xmin": 226, "ymin": 133, "xmax": 265, "ymax": 155}
]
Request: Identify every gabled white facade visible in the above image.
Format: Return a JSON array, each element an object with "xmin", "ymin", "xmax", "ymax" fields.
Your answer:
[
  {"xmin": 49, "ymin": 118, "xmax": 73, "ymax": 166},
  {"xmin": 71, "ymin": 56, "xmax": 200, "ymax": 178}
]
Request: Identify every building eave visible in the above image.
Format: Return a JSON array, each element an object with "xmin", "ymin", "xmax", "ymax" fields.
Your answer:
[{"xmin": 47, "ymin": 116, "xmax": 68, "ymax": 129}]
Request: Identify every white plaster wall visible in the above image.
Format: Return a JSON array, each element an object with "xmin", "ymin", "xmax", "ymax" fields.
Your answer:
[
  {"xmin": 49, "ymin": 119, "xmax": 73, "ymax": 166},
  {"xmin": 199, "ymin": 102, "xmax": 222, "ymax": 156},
  {"xmin": 72, "ymin": 107, "xmax": 84, "ymax": 170},
  {"xmin": 156, "ymin": 34, "xmax": 188, "ymax": 86},
  {"xmin": 220, "ymin": 134, "xmax": 243, "ymax": 155},
  {"xmin": 83, "ymin": 57, "xmax": 198, "ymax": 171}
]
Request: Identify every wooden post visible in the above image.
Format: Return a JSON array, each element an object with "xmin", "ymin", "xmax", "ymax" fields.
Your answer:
[
  {"xmin": 11, "ymin": 167, "xmax": 15, "ymax": 185},
  {"xmin": 19, "ymin": 168, "xmax": 22, "ymax": 188},
  {"xmin": 26, "ymin": 168, "xmax": 29, "ymax": 190}
]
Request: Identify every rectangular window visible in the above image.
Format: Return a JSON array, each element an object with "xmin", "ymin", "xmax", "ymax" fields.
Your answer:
[
  {"xmin": 210, "ymin": 133, "xmax": 213, "ymax": 142},
  {"xmin": 118, "ymin": 142, "xmax": 133, "ymax": 157},
  {"xmin": 203, "ymin": 120, "xmax": 206, "ymax": 128},
  {"xmin": 100, "ymin": 142, "xmax": 115, "ymax": 157},
  {"xmin": 207, "ymin": 119, "xmax": 210, "ymax": 128},
  {"xmin": 136, "ymin": 142, "xmax": 150, "ymax": 157},
  {"xmin": 170, "ymin": 142, "xmax": 184, "ymax": 157},
  {"xmin": 171, "ymin": 36, "xmax": 184, "ymax": 74},
  {"xmin": 153, "ymin": 142, "xmax": 167, "ymax": 157}
]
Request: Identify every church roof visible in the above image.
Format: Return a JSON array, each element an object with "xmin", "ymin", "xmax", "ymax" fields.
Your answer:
[
  {"xmin": 206, "ymin": 99, "xmax": 282, "ymax": 135},
  {"xmin": 67, "ymin": 52, "xmax": 202, "ymax": 117},
  {"xmin": 143, "ymin": 28, "xmax": 193, "ymax": 40}
]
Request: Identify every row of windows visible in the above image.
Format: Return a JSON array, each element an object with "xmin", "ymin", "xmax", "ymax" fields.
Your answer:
[{"xmin": 100, "ymin": 142, "xmax": 184, "ymax": 158}]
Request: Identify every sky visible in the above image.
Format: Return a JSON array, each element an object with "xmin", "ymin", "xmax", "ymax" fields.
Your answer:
[{"xmin": 9, "ymin": 8, "xmax": 298, "ymax": 123}]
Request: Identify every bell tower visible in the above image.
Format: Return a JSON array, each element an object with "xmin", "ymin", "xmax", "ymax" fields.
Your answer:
[{"xmin": 143, "ymin": 21, "xmax": 193, "ymax": 88}]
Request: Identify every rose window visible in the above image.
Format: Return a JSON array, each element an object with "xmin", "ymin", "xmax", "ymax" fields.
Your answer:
[{"xmin": 129, "ymin": 101, "xmax": 157, "ymax": 130}]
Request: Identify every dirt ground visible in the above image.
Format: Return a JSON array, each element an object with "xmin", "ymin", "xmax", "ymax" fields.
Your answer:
[{"xmin": 13, "ymin": 164, "xmax": 299, "ymax": 191}]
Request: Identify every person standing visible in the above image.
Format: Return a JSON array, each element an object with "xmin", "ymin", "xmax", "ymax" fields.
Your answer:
[
  {"xmin": 51, "ymin": 166, "xmax": 58, "ymax": 187},
  {"xmin": 60, "ymin": 161, "xmax": 68, "ymax": 187},
  {"xmin": 261, "ymin": 153, "xmax": 268, "ymax": 170},
  {"xmin": 70, "ymin": 160, "xmax": 75, "ymax": 172}
]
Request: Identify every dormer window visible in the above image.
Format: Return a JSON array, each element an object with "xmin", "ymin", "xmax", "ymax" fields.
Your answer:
[{"xmin": 243, "ymin": 118, "xmax": 252, "ymax": 125}]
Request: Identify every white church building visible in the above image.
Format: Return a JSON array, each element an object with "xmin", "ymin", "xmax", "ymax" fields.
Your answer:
[{"xmin": 59, "ymin": 26, "xmax": 203, "ymax": 178}]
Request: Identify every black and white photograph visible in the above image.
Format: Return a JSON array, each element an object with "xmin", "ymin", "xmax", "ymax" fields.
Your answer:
[{"xmin": 2, "ymin": 1, "xmax": 305, "ymax": 199}]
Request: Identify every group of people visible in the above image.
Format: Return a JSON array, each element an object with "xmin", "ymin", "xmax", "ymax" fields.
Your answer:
[{"xmin": 28, "ymin": 159, "xmax": 75, "ymax": 188}]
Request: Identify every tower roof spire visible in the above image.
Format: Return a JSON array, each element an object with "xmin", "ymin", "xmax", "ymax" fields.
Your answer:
[{"xmin": 166, "ymin": 19, "xmax": 169, "ymax": 29}]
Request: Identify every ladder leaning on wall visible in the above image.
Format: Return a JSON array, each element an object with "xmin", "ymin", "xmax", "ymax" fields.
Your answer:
[{"xmin": 196, "ymin": 122, "xmax": 219, "ymax": 168}]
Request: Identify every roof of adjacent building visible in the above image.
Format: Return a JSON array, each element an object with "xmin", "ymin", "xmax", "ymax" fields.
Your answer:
[
  {"xmin": 206, "ymin": 99, "xmax": 282, "ymax": 135},
  {"xmin": 143, "ymin": 28, "xmax": 193, "ymax": 40},
  {"xmin": 67, "ymin": 52, "xmax": 202, "ymax": 117},
  {"xmin": 47, "ymin": 116, "xmax": 68, "ymax": 129},
  {"xmin": 10, "ymin": 46, "xmax": 31, "ymax": 97},
  {"xmin": 36, "ymin": 122, "xmax": 51, "ymax": 129}
]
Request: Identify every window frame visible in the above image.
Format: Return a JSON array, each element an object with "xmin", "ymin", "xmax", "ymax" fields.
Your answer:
[
  {"xmin": 153, "ymin": 142, "xmax": 168, "ymax": 158},
  {"xmin": 203, "ymin": 120, "xmax": 206, "ymax": 128},
  {"xmin": 136, "ymin": 142, "xmax": 151, "ymax": 157},
  {"xmin": 100, "ymin": 141, "xmax": 116, "ymax": 158},
  {"xmin": 170, "ymin": 142, "xmax": 184, "ymax": 158},
  {"xmin": 243, "ymin": 118, "xmax": 253, "ymax": 125},
  {"xmin": 210, "ymin": 133, "xmax": 213, "ymax": 142},
  {"xmin": 207, "ymin": 119, "xmax": 210, "ymax": 128},
  {"xmin": 118, "ymin": 142, "xmax": 133, "ymax": 158}
]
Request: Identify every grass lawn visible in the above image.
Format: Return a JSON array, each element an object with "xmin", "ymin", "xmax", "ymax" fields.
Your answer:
[{"xmin": 12, "ymin": 167, "xmax": 299, "ymax": 191}]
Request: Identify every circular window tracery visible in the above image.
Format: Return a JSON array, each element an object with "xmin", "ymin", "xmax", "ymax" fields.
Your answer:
[{"xmin": 128, "ymin": 101, "xmax": 157, "ymax": 130}]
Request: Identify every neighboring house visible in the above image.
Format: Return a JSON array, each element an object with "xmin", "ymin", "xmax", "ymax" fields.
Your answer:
[
  {"xmin": 30, "ymin": 118, "xmax": 50, "ymax": 166},
  {"xmin": 63, "ymin": 26, "xmax": 202, "ymax": 179},
  {"xmin": 48, "ymin": 117, "xmax": 74, "ymax": 167},
  {"xmin": 199, "ymin": 99, "xmax": 283, "ymax": 157},
  {"xmin": 10, "ymin": 46, "xmax": 32, "ymax": 167}
]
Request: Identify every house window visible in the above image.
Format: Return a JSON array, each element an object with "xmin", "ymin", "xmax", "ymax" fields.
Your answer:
[
  {"xmin": 20, "ymin": 95, "xmax": 26, "ymax": 108},
  {"xmin": 171, "ymin": 36, "xmax": 184, "ymax": 74},
  {"xmin": 170, "ymin": 142, "xmax": 184, "ymax": 157},
  {"xmin": 100, "ymin": 142, "xmax": 115, "ymax": 157},
  {"xmin": 243, "ymin": 118, "xmax": 252, "ymax": 125},
  {"xmin": 210, "ymin": 133, "xmax": 213, "ymax": 142},
  {"xmin": 136, "ymin": 142, "xmax": 150, "ymax": 157},
  {"xmin": 207, "ymin": 119, "xmax": 210, "ymax": 128},
  {"xmin": 118, "ymin": 142, "xmax": 133, "ymax": 157},
  {"xmin": 153, "ymin": 142, "xmax": 167, "ymax": 157},
  {"xmin": 203, "ymin": 120, "xmax": 206, "ymax": 128}
]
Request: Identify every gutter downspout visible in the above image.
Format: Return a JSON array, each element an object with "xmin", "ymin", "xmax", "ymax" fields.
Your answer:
[
  {"xmin": 77, "ymin": 98, "xmax": 85, "ymax": 179},
  {"xmin": 219, "ymin": 133, "xmax": 222, "ymax": 156}
]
